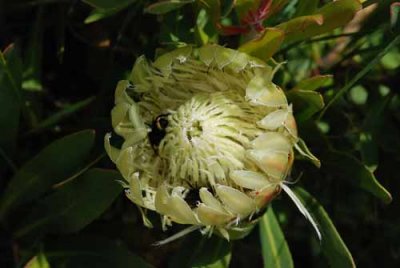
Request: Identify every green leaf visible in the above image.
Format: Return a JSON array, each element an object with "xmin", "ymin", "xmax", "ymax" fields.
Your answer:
[
  {"xmin": 28, "ymin": 96, "xmax": 95, "ymax": 134},
  {"xmin": 259, "ymin": 207, "xmax": 293, "ymax": 268},
  {"xmin": 294, "ymin": 0, "xmax": 319, "ymax": 17},
  {"xmin": 322, "ymin": 151, "xmax": 392, "ymax": 204},
  {"xmin": 293, "ymin": 187, "xmax": 355, "ymax": 268},
  {"xmin": 287, "ymin": 90, "xmax": 325, "ymax": 123},
  {"xmin": 0, "ymin": 130, "xmax": 95, "ymax": 219},
  {"xmin": 319, "ymin": 34, "xmax": 400, "ymax": 119},
  {"xmin": 169, "ymin": 232, "xmax": 231, "ymax": 268},
  {"xmin": 239, "ymin": 28, "xmax": 285, "ymax": 60},
  {"xmin": 360, "ymin": 95, "xmax": 392, "ymax": 172},
  {"xmin": 145, "ymin": 0, "xmax": 195, "ymax": 15},
  {"xmin": 22, "ymin": 8, "xmax": 44, "ymax": 92},
  {"xmin": 25, "ymin": 251, "xmax": 50, "ymax": 268},
  {"xmin": 277, "ymin": 0, "xmax": 361, "ymax": 44},
  {"xmin": 15, "ymin": 168, "xmax": 122, "ymax": 238},
  {"xmin": 294, "ymin": 138, "xmax": 321, "ymax": 167},
  {"xmin": 84, "ymin": 9, "xmax": 119, "ymax": 24},
  {"xmin": 0, "ymin": 45, "xmax": 22, "ymax": 156},
  {"xmin": 81, "ymin": 0, "xmax": 135, "ymax": 11},
  {"xmin": 42, "ymin": 235, "xmax": 151, "ymax": 268},
  {"xmin": 293, "ymin": 75, "xmax": 333, "ymax": 91}
]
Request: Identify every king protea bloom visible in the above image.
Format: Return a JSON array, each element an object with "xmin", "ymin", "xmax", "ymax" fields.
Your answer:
[{"xmin": 105, "ymin": 45, "xmax": 320, "ymax": 244}]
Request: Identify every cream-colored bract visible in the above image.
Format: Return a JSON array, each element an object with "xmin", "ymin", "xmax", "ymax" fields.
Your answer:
[{"xmin": 105, "ymin": 44, "xmax": 320, "ymax": 242}]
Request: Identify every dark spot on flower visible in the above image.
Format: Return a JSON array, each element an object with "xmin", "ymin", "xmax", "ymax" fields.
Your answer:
[{"xmin": 148, "ymin": 114, "xmax": 169, "ymax": 151}]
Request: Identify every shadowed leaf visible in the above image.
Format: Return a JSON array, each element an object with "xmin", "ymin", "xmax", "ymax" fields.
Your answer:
[
  {"xmin": 15, "ymin": 169, "xmax": 122, "ymax": 237},
  {"xmin": 0, "ymin": 130, "xmax": 95, "ymax": 218},
  {"xmin": 322, "ymin": 151, "xmax": 392, "ymax": 204},
  {"xmin": 42, "ymin": 235, "xmax": 151, "ymax": 268},
  {"xmin": 293, "ymin": 187, "xmax": 355, "ymax": 268}
]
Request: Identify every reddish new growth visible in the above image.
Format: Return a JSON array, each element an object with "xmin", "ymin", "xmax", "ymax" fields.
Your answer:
[{"xmin": 219, "ymin": 0, "xmax": 281, "ymax": 35}]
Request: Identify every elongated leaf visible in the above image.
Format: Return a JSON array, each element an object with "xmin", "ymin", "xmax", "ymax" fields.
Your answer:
[
  {"xmin": 28, "ymin": 96, "xmax": 95, "ymax": 134},
  {"xmin": 360, "ymin": 95, "xmax": 392, "ymax": 172},
  {"xmin": 259, "ymin": 207, "xmax": 293, "ymax": 268},
  {"xmin": 287, "ymin": 90, "xmax": 325, "ymax": 122},
  {"xmin": 169, "ymin": 232, "xmax": 231, "ymax": 268},
  {"xmin": 145, "ymin": 0, "xmax": 195, "ymax": 15},
  {"xmin": 322, "ymin": 151, "xmax": 392, "ymax": 204},
  {"xmin": 293, "ymin": 187, "xmax": 355, "ymax": 268},
  {"xmin": 293, "ymin": 75, "xmax": 333, "ymax": 91},
  {"xmin": 84, "ymin": 9, "xmax": 119, "ymax": 24},
  {"xmin": 22, "ymin": 8, "xmax": 44, "ymax": 92},
  {"xmin": 82, "ymin": 0, "xmax": 135, "ymax": 11},
  {"xmin": 0, "ymin": 45, "xmax": 22, "ymax": 156},
  {"xmin": 0, "ymin": 130, "xmax": 95, "ymax": 218},
  {"xmin": 239, "ymin": 28, "xmax": 285, "ymax": 60},
  {"xmin": 15, "ymin": 169, "xmax": 122, "ymax": 237},
  {"xmin": 320, "ymin": 35, "xmax": 400, "ymax": 118},
  {"xmin": 42, "ymin": 235, "xmax": 151, "ymax": 268},
  {"xmin": 277, "ymin": 0, "xmax": 361, "ymax": 44}
]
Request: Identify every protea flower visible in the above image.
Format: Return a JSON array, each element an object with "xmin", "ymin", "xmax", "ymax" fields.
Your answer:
[{"xmin": 105, "ymin": 44, "xmax": 320, "ymax": 244}]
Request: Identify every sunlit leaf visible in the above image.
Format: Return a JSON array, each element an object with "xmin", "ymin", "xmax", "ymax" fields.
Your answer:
[
  {"xmin": 239, "ymin": 28, "xmax": 284, "ymax": 60},
  {"xmin": 25, "ymin": 251, "xmax": 50, "ymax": 268},
  {"xmin": 15, "ymin": 169, "xmax": 122, "ymax": 238},
  {"xmin": 42, "ymin": 235, "xmax": 151, "ymax": 268},
  {"xmin": 0, "ymin": 130, "xmax": 95, "ymax": 218},
  {"xmin": 145, "ymin": 0, "xmax": 195, "ymax": 15},
  {"xmin": 277, "ymin": 0, "xmax": 362, "ymax": 44},
  {"xmin": 293, "ymin": 187, "xmax": 356, "ymax": 268},
  {"xmin": 293, "ymin": 75, "xmax": 333, "ymax": 91},
  {"xmin": 322, "ymin": 151, "xmax": 392, "ymax": 204},
  {"xmin": 259, "ymin": 207, "xmax": 293, "ymax": 268}
]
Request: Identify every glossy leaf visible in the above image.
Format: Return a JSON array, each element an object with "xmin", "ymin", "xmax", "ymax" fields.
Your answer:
[
  {"xmin": 322, "ymin": 151, "xmax": 392, "ymax": 204},
  {"xmin": 15, "ymin": 169, "xmax": 122, "ymax": 237},
  {"xmin": 287, "ymin": 90, "xmax": 324, "ymax": 123},
  {"xmin": 0, "ymin": 130, "xmax": 95, "ymax": 218},
  {"xmin": 259, "ymin": 207, "xmax": 293, "ymax": 268},
  {"xmin": 277, "ymin": 0, "xmax": 362, "ymax": 44},
  {"xmin": 42, "ymin": 235, "xmax": 151, "ymax": 268},
  {"xmin": 0, "ymin": 45, "xmax": 22, "ymax": 156},
  {"xmin": 25, "ymin": 251, "xmax": 50, "ymax": 268},
  {"xmin": 169, "ymin": 232, "xmax": 231, "ymax": 268},
  {"xmin": 145, "ymin": 0, "xmax": 195, "ymax": 15},
  {"xmin": 239, "ymin": 28, "xmax": 285, "ymax": 60},
  {"xmin": 82, "ymin": 0, "xmax": 135, "ymax": 11},
  {"xmin": 293, "ymin": 75, "xmax": 333, "ymax": 91},
  {"xmin": 293, "ymin": 187, "xmax": 355, "ymax": 268}
]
